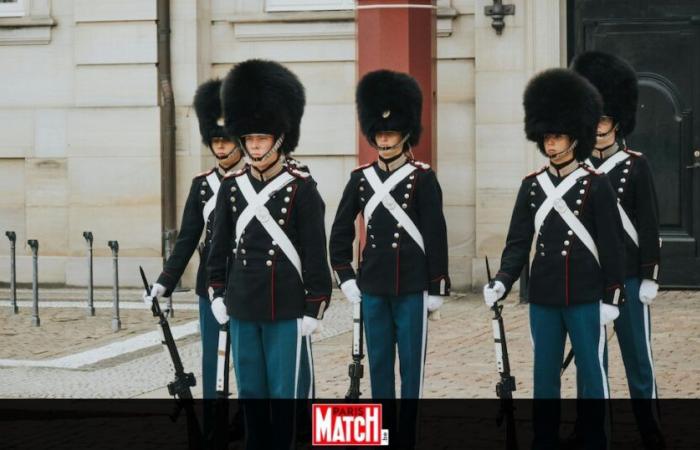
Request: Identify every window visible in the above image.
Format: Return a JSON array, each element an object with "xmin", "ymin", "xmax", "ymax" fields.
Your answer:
[
  {"xmin": 265, "ymin": 0, "xmax": 355, "ymax": 12},
  {"xmin": 0, "ymin": 0, "xmax": 25, "ymax": 18}
]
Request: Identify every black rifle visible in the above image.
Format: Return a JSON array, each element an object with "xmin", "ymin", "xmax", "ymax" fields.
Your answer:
[
  {"xmin": 345, "ymin": 302, "xmax": 365, "ymax": 400},
  {"xmin": 486, "ymin": 256, "xmax": 518, "ymax": 450},
  {"xmin": 213, "ymin": 322, "xmax": 231, "ymax": 449},
  {"xmin": 140, "ymin": 266, "xmax": 202, "ymax": 450}
]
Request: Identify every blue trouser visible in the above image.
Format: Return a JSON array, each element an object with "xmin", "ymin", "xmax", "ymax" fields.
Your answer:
[
  {"xmin": 576, "ymin": 277, "xmax": 660, "ymax": 434},
  {"xmin": 362, "ymin": 292, "xmax": 428, "ymax": 399},
  {"xmin": 530, "ymin": 302, "xmax": 610, "ymax": 450},
  {"xmin": 198, "ymin": 296, "xmax": 220, "ymax": 400},
  {"xmin": 229, "ymin": 318, "xmax": 313, "ymax": 449}
]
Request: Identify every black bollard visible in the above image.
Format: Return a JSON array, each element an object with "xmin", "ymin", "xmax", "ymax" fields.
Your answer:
[
  {"xmin": 27, "ymin": 239, "xmax": 39, "ymax": 327},
  {"xmin": 107, "ymin": 240, "xmax": 121, "ymax": 332},
  {"xmin": 83, "ymin": 232, "xmax": 95, "ymax": 316},
  {"xmin": 5, "ymin": 231, "xmax": 17, "ymax": 314}
]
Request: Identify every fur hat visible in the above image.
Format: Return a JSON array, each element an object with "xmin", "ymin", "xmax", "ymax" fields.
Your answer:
[
  {"xmin": 221, "ymin": 59, "xmax": 305, "ymax": 154},
  {"xmin": 523, "ymin": 68, "xmax": 602, "ymax": 161},
  {"xmin": 356, "ymin": 70, "xmax": 423, "ymax": 147},
  {"xmin": 193, "ymin": 78, "xmax": 226, "ymax": 147},
  {"xmin": 571, "ymin": 51, "xmax": 638, "ymax": 136}
]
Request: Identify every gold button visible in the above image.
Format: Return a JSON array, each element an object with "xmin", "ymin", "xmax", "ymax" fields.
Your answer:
[
  {"xmin": 406, "ymin": 184, "xmax": 412, "ymax": 189},
  {"xmin": 266, "ymin": 260, "xmax": 272, "ymax": 267},
  {"xmin": 564, "ymin": 240, "xmax": 570, "ymax": 246},
  {"xmin": 394, "ymin": 233, "xmax": 399, "ymax": 238},
  {"xmin": 243, "ymin": 260, "xmax": 247, "ymax": 266},
  {"xmin": 240, "ymin": 249, "xmax": 246, "ymax": 254},
  {"xmin": 359, "ymin": 186, "xmax": 365, "ymax": 191},
  {"xmin": 568, "ymin": 230, "xmax": 573, "ymax": 236},
  {"xmin": 618, "ymin": 188, "xmax": 624, "ymax": 193},
  {"xmin": 231, "ymin": 186, "xmax": 237, "ymax": 192},
  {"xmin": 579, "ymin": 189, "xmax": 585, "ymax": 194},
  {"xmin": 230, "ymin": 196, "xmax": 236, "ymax": 203},
  {"xmin": 286, "ymin": 186, "xmax": 293, "ymax": 192},
  {"xmin": 401, "ymin": 203, "xmax": 407, "ymax": 209},
  {"xmin": 404, "ymin": 194, "xmax": 410, "ymax": 199},
  {"xmin": 278, "ymin": 219, "xmax": 285, "ymax": 225},
  {"xmin": 268, "ymin": 249, "xmax": 275, "ymax": 256},
  {"xmin": 561, "ymin": 250, "xmax": 568, "ymax": 256},
  {"xmin": 284, "ymin": 197, "xmax": 290, "ymax": 203},
  {"xmin": 574, "ymin": 211, "xmax": 579, "ymax": 216},
  {"xmin": 576, "ymin": 199, "xmax": 582, "ymax": 205},
  {"xmin": 620, "ymin": 178, "xmax": 626, "ymax": 183},
  {"xmin": 396, "ymin": 223, "xmax": 402, "ymax": 229},
  {"xmin": 281, "ymin": 208, "xmax": 287, "ymax": 213},
  {"xmin": 232, "ymin": 206, "xmax": 237, "ymax": 212},
  {"xmin": 202, "ymin": 181, "xmax": 207, "ymax": 186},
  {"xmin": 371, "ymin": 244, "xmax": 376, "ymax": 248},
  {"xmin": 391, "ymin": 243, "xmax": 398, "ymax": 248},
  {"xmin": 200, "ymin": 190, "xmax": 206, "ymax": 195}
]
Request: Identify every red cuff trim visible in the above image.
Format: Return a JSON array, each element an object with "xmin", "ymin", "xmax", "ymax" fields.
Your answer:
[
  {"xmin": 605, "ymin": 284, "xmax": 621, "ymax": 291},
  {"xmin": 332, "ymin": 264, "xmax": 352, "ymax": 270},
  {"xmin": 161, "ymin": 271, "xmax": 176, "ymax": 281},
  {"xmin": 496, "ymin": 271, "xmax": 513, "ymax": 280},
  {"xmin": 430, "ymin": 275, "xmax": 447, "ymax": 282},
  {"xmin": 305, "ymin": 296, "xmax": 329, "ymax": 302}
]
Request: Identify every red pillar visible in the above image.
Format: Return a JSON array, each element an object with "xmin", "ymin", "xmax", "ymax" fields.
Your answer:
[{"xmin": 356, "ymin": 0, "xmax": 437, "ymax": 166}]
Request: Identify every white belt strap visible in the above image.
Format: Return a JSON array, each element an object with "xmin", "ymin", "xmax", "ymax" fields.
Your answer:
[
  {"xmin": 362, "ymin": 165, "xmax": 425, "ymax": 253},
  {"xmin": 535, "ymin": 169, "xmax": 600, "ymax": 265},
  {"xmin": 586, "ymin": 153, "xmax": 639, "ymax": 246},
  {"xmin": 202, "ymin": 171, "xmax": 221, "ymax": 222},
  {"xmin": 235, "ymin": 173, "xmax": 303, "ymax": 279}
]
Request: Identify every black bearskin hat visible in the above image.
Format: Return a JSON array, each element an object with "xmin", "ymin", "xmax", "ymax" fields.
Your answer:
[
  {"xmin": 571, "ymin": 51, "xmax": 638, "ymax": 136},
  {"xmin": 523, "ymin": 68, "xmax": 602, "ymax": 161},
  {"xmin": 221, "ymin": 59, "xmax": 305, "ymax": 154},
  {"xmin": 193, "ymin": 78, "xmax": 226, "ymax": 147},
  {"xmin": 356, "ymin": 70, "xmax": 423, "ymax": 147}
]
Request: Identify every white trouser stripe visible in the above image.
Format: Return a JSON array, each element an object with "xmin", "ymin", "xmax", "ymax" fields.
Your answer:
[
  {"xmin": 306, "ymin": 337, "xmax": 314, "ymax": 399},
  {"xmin": 598, "ymin": 324, "xmax": 610, "ymax": 399},
  {"xmin": 294, "ymin": 319, "xmax": 302, "ymax": 399},
  {"xmin": 643, "ymin": 304, "xmax": 658, "ymax": 400},
  {"xmin": 418, "ymin": 291, "xmax": 428, "ymax": 398}
]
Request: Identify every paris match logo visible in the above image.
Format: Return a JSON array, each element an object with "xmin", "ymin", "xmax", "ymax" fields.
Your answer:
[{"xmin": 312, "ymin": 403, "xmax": 389, "ymax": 446}]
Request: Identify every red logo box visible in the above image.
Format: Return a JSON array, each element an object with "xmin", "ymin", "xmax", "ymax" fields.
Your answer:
[{"xmin": 312, "ymin": 403, "xmax": 389, "ymax": 446}]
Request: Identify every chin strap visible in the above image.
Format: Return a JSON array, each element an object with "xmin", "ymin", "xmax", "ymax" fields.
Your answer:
[
  {"xmin": 548, "ymin": 139, "xmax": 578, "ymax": 159},
  {"xmin": 242, "ymin": 134, "xmax": 285, "ymax": 164},
  {"xmin": 371, "ymin": 133, "xmax": 410, "ymax": 152},
  {"xmin": 596, "ymin": 122, "xmax": 618, "ymax": 138}
]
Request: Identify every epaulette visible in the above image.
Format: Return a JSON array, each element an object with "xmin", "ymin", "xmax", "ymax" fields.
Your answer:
[
  {"xmin": 286, "ymin": 157, "xmax": 309, "ymax": 172},
  {"xmin": 352, "ymin": 162, "xmax": 373, "ymax": 173},
  {"xmin": 286, "ymin": 165, "xmax": 310, "ymax": 179},
  {"xmin": 582, "ymin": 164, "xmax": 604, "ymax": 175},
  {"xmin": 524, "ymin": 166, "xmax": 547, "ymax": 179},
  {"xmin": 624, "ymin": 148, "xmax": 643, "ymax": 157},
  {"xmin": 409, "ymin": 159, "xmax": 431, "ymax": 171},
  {"xmin": 194, "ymin": 167, "xmax": 215, "ymax": 179},
  {"xmin": 224, "ymin": 166, "xmax": 248, "ymax": 179}
]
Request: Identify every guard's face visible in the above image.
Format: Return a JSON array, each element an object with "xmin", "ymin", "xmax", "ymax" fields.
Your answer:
[
  {"xmin": 375, "ymin": 131, "xmax": 402, "ymax": 148},
  {"xmin": 244, "ymin": 134, "xmax": 275, "ymax": 157},
  {"xmin": 596, "ymin": 116, "xmax": 617, "ymax": 149},
  {"xmin": 543, "ymin": 133, "xmax": 572, "ymax": 157},
  {"xmin": 211, "ymin": 137, "xmax": 236, "ymax": 158}
]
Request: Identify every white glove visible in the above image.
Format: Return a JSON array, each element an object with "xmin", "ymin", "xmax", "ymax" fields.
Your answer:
[
  {"xmin": 210, "ymin": 297, "xmax": 229, "ymax": 325},
  {"xmin": 301, "ymin": 316, "xmax": 319, "ymax": 336},
  {"xmin": 599, "ymin": 301, "xmax": 619, "ymax": 326},
  {"xmin": 142, "ymin": 283, "xmax": 166, "ymax": 306},
  {"xmin": 340, "ymin": 279, "xmax": 362, "ymax": 304},
  {"xmin": 427, "ymin": 295, "xmax": 443, "ymax": 312},
  {"xmin": 639, "ymin": 279, "xmax": 659, "ymax": 306},
  {"xmin": 483, "ymin": 281, "xmax": 505, "ymax": 307}
]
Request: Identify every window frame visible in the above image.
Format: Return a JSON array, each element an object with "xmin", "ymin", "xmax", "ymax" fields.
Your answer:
[
  {"xmin": 265, "ymin": 0, "xmax": 355, "ymax": 12},
  {"xmin": 0, "ymin": 0, "xmax": 25, "ymax": 18}
]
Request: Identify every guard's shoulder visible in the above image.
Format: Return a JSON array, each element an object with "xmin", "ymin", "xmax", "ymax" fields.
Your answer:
[
  {"xmin": 623, "ymin": 148, "xmax": 643, "ymax": 158},
  {"xmin": 224, "ymin": 166, "xmax": 248, "ymax": 179},
  {"xmin": 194, "ymin": 167, "xmax": 215, "ymax": 179},
  {"xmin": 352, "ymin": 162, "xmax": 374, "ymax": 173},
  {"xmin": 409, "ymin": 159, "xmax": 431, "ymax": 172},
  {"xmin": 285, "ymin": 157, "xmax": 310, "ymax": 173},
  {"xmin": 286, "ymin": 164, "xmax": 310, "ymax": 180},
  {"xmin": 582, "ymin": 164, "xmax": 604, "ymax": 176},
  {"xmin": 523, "ymin": 166, "xmax": 547, "ymax": 180}
]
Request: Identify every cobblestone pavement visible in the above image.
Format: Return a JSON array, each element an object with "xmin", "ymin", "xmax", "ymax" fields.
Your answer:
[{"xmin": 0, "ymin": 289, "xmax": 698, "ymax": 399}]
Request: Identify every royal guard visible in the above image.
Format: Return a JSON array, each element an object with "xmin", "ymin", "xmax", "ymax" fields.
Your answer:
[
  {"xmin": 329, "ymin": 69, "xmax": 450, "ymax": 405},
  {"xmin": 571, "ymin": 51, "xmax": 664, "ymax": 450},
  {"xmin": 142, "ymin": 78, "xmax": 245, "ymax": 399},
  {"xmin": 483, "ymin": 68, "xmax": 626, "ymax": 449},
  {"xmin": 207, "ymin": 59, "xmax": 332, "ymax": 449}
]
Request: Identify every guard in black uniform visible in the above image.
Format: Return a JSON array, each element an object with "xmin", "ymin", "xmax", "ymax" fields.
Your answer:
[
  {"xmin": 329, "ymin": 70, "xmax": 450, "ymax": 403},
  {"xmin": 207, "ymin": 59, "xmax": 331, "ymax": 449},
  {"xmin": 483, "ymin": 68, "xmax": 626, "ymax": 449},
  {"xmin": 571, "ymin": 51, "xmax": 664, "ymax": 450},
  {"xmin": 142, "ymin": 78, "xmax": 245, "ymax": 400}
]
